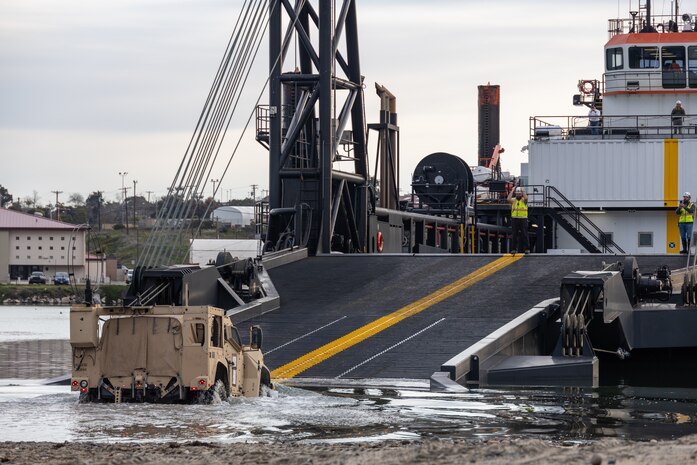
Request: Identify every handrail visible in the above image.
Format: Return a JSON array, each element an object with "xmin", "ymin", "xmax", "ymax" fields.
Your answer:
[
  {"xmin": 544, "ymin": 185, "xmax": 626, "ymax": 254},
  {"xmin": 609, "ymin": 14, "xmax": 694, "ymax": 38},
  {"xmin": 482, "ymin": 184, "xmax": 625, "ymax": 253},
  {"xmin": 530, "ymin": 113, "xmax": 697, "ymax": 140}
]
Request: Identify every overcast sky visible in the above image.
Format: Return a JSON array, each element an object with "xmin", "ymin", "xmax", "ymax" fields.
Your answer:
[{"xmin": 1, "ymin": 0, "xmax": 642, "ymax": 205}]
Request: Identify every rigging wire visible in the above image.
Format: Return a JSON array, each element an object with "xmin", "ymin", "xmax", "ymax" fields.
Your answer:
[
  {"xmin": 139, "ymin": 0, "xmax": 268, "ymax": 268},
  {"xmin": 184, "ymin": 0, "xmax": 311, "ymax": 261},
  {"xmin": 143, "ymin": 1, "xmax": 261, "ymax": 268},
  {"xmin": 137, "ymin": 0, "xmax": 311, "ymax": 275},
  {"xmin": 162, "ymin": 0, "xmax": 270, "ymax": 265}
]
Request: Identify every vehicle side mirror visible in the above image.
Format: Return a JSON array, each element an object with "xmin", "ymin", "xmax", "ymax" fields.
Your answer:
[{"xmin": 250, "ymin": 326, "xmax": 263, "ymax": 350}]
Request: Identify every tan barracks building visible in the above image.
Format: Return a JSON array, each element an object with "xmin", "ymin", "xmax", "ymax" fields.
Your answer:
[{"xmin": 0, "ymin": 208, "xmax": 90, "ymax": 283}]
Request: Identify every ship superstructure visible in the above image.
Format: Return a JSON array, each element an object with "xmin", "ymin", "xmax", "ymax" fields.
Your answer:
[{"xmin": 526, "ymin": 3, "xmax": 697, "ymax": 254}]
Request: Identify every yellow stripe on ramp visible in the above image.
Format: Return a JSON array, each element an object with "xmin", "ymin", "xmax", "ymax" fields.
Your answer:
[{"xmin": 271, "ymin": 254, "xmax": 524, "ymax": 379}]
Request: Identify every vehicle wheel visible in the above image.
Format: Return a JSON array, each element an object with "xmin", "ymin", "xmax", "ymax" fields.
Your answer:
[
  {"xmin": 213, "ymin": 379, "xmax": 229, "ymax": 402},
  {"xmin": 193, "ymin": 380, "xmax": 228, "ymax": 404},
  {"xmin": 259, "ymin": 366, "xmax": 273, "ymax": 395}
]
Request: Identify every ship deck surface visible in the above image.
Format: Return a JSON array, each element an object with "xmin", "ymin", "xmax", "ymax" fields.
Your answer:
[{"xmin": 237, "ymin": 254, "xmax": 686, "ymax": 380}]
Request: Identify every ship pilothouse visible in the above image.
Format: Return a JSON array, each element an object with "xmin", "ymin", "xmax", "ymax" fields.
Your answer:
[{"xmin": 525, "ymin": 1, "xmax": 697, "ymax": 255}]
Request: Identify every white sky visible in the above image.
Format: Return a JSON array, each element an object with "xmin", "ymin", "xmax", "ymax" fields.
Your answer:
[{"xmin": 0, "ymin": 0, "xmax": 655, "ymax": 205}]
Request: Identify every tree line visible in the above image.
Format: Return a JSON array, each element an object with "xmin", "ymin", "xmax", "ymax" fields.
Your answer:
[{"xmin": 0, "ymin": 185, "xmax": 256, "ymax": 230}]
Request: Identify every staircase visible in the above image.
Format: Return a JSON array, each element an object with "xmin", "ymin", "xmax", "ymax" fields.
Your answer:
[{"xmin": 539, "ymin": 185, "xmax": 625, "ymax": 254}]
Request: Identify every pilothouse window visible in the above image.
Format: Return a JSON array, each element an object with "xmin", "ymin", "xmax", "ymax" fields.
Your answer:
[
  {"xmin": 628, "ymin": 46, "xmax": 659, "ymax": 69},
  {"xmin": 662, "ymin": 46, "xmax": 686, "ymax": 88},
  {"xmin": 688, "ymin": 46, "xmax": 697, "ymax": 88},
  {"xmin": 606, "ymin": 47, "xmax": 623, "ymax": 70}
]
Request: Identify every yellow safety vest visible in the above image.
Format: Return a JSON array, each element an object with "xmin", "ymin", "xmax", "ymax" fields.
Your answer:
[
  {"xmin": 679, "ymin": 202, "xmax": 694, "ymax": 223},
  {"xmin": 511, "ymin": 199, "xmax": 528, "ymax": 218}
]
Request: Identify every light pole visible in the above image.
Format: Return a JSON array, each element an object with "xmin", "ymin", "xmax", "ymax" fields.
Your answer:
[{"xmin": 210, "ymin": 179, "xmax": 219, "ymax": 201}]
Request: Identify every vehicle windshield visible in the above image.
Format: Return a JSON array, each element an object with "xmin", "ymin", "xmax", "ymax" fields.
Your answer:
[{"xmin": 31, "ymin": 272, "xmax": 42, "ymax": 276}]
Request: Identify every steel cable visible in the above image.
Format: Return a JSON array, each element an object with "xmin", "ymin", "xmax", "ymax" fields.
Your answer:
[
  {"xmin": 140, "ymin": 0, "xmax": 254, "ymax": 267},
  {"xmin": 145, "ymin": 1, "xmax": 261, "ymax": 267},
  {"xmin": 140, "ymin": 0, "xmax": 266, "ymax": 267},
  {"xmin": 161, "ymin": 0, "xmax": 269, "ymax": 265},
  {"xmin": 139, "ymin": 0, "xmax": 306, "ymax": 272},
  {"xmin": 160, "ymin": 0, "xmax": 267, "ymax": 265}
]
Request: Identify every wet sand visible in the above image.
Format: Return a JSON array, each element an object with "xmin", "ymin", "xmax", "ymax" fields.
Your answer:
[{"xmin": 2, "ymin": 436, "xmax": 697, "ymax": 465}]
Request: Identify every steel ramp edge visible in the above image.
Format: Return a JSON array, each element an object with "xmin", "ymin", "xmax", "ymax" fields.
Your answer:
[
  {"xmin": 227, "ymin": 264, "xmax": 280, "ymax": 324},
  {"xmin": 432, "ymin": 298, "xmax": 562, "ymax": 389}
]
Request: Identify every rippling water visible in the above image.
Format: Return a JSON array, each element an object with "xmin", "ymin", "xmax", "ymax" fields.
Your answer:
[{"xmin": 1, "ymin": 306, "xmax": 697, "ymax": 444}]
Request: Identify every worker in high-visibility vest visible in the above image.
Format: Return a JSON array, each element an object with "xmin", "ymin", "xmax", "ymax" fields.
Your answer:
[
  {"xmin": 677, "ymin": 191, "xmax": 695, "ymax": 254},
  {"xmin": 507, "ymin": 186, "xmax": 530, "ymax": 254}
]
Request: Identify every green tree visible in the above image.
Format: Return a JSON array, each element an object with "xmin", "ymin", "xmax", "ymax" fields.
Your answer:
[
  {"xmin": 86, "ymin": 192, "xmax": 103, "ymax": 229},
  {"xmin": 0, "ymin": 185, "xmax": 12, "ymax": 208},
  {"xmin": 68, "ymin": 193, "xmax": 85, "ymax": 206}
]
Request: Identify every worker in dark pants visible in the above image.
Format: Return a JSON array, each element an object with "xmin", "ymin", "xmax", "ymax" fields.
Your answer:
[
  {"xmin": 508, "ymin": 186, "xmax": 530, "ymax": 254},
  {"xmin": 677, "ymin": 191, "xmax": 695, "ymax": 254}
]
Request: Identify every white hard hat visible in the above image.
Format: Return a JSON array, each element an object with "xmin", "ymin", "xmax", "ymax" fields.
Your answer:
[
  {"xmin": 684, "ymin": 191, "xmax": 691, "ymax": 197},
  {"xmin": 515, "ymin": 187, "xmax": 525, "ymax": 194},
  {"xmin": 677, "ymin": 100, "xmax": 682, "ymax": 104}
]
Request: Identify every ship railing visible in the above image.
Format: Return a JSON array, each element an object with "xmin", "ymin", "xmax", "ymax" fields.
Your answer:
[
  {"xmin": 530, "ymin": 114, "xmax": 697, "ymax": 140},
  {"xmin": 477, "ymin": 184, "xmax": 625, "ymax": 254},
  {"xmin": 543, "ymin": 185, "xmax": 625, "ymax": 254},
  {"xmin": 608, "ymin": 13, "xmax": 694, "ymax": 38}
]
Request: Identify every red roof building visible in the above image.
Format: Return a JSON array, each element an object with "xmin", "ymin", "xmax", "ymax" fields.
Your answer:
[{"xmin": 0, "ymin": 208, "xmax": 91, "ymax": 283}]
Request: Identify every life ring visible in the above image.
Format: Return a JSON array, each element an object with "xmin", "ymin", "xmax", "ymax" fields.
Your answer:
[
  {"xmin": 376, "ymin": 231, "xmax": 384, "ymax": 253},
  {"xmin": 579, "ymin": 80, "xmax": 595, "ymax": 95}
]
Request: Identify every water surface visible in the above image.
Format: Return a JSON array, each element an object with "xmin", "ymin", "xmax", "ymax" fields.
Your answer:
[{"xmin": 1, "ymin": 306, "xmax": 696, "ymax": 443}]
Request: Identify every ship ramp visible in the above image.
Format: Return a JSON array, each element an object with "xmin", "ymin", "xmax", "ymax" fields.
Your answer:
[{"xmin": 238, "ymin": 254, "xmax": 685, "ymax": 380}]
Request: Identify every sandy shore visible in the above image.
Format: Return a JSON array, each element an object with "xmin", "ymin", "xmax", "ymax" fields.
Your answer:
[{"xmin": 2, "ymin": 436, "xmax": 697, "ymax": 465}]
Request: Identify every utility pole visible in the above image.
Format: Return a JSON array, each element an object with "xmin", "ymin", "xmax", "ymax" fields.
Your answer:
[
  {"xmin": 96, "ymin": 191, "xmax": 103, "ymax": 231},
  {"xmin": 51, "ymin": 190, "xmax": 63, "ymax": 221},
  {"xmin": 133, "ymin": 180, "xmax": 138, "ymax": 263},
  {"xmin": 123, "ymin": 186, "xmax": 131, "ymax": 235},
  {"xmin": 146, "ymin": 190, "xmax": 154, "ymax": 219},
  {"xmin": 133, "ymin": 180, "xmax": 138, "ymax": 228},
  {"xmin": 250, "ymin": 184, "xmax": 258, "ymax": 203},
  {"xmin": 119, "ymin": 171, "xmax": 128, "ymax": 229},
  {"xmin": 210, "ymin": 178, "xmax": 219, "ymax": 201}
]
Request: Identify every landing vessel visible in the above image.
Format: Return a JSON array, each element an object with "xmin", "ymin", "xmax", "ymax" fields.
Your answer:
[{"xmin": 69, "ymin": 1, "xmax": 697, "ymax": 397}]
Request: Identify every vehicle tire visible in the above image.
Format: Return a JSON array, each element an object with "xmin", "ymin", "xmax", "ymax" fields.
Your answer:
[
  {"xmin": 259, "ymin": 366, "xmax": 273, "ymax": 395},
  {"xmin": 192, "ymin": 380, "xmax": 228, "ymax": 404}
]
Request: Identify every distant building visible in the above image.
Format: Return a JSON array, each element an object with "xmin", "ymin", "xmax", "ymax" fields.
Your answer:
[
  {"xmin": 0, "ymin": 208, "xmax": 90, "ymax": 282},
  {"xmin": 212, "ymin": 206, "xmax": 255, "ymax": 226},
  {"xmin": 189, "ymin": 239, "xmax": 261, "ymax": 265}
]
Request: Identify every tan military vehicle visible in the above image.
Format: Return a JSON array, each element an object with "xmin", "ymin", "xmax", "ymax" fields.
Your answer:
[
  {"xmin": 69, "ymin": 254, "xmax": 277, "ymax": 403},
  {"xmin": 70, "ymin": 303, "xmax": 271, "ymax": 403}
]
